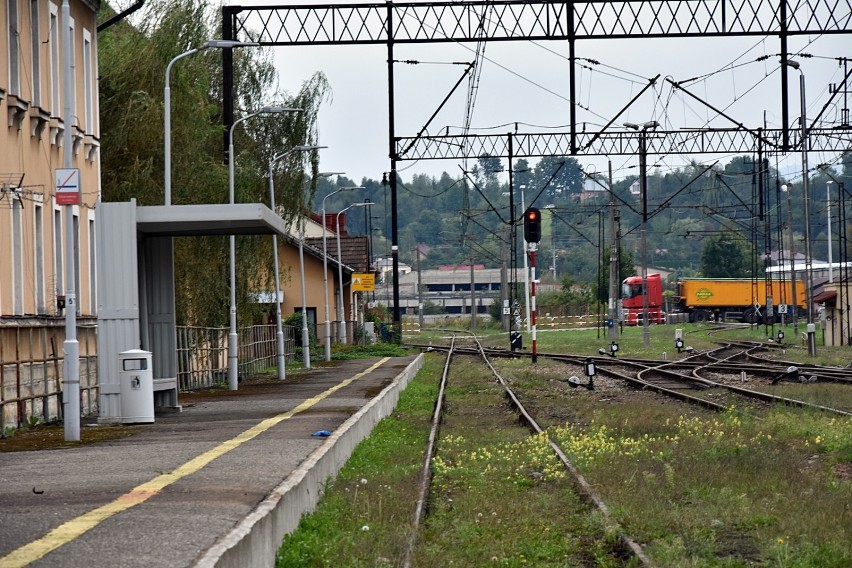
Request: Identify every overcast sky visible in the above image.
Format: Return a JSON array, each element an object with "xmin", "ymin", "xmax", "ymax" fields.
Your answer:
[{"xmin": 223, "ymin": 2, "xmax": 850, "ymax": 184}]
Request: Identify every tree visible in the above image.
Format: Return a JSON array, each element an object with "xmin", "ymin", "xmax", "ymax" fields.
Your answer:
[
  {"xmin": 700, "ymin": 233, "xmax": 753, "ymax": 278},
  {"xmin": 529, "ymin": 156, "xmax": 584, "ymax": 204},
  {"xmin": 98, "ymin": 0, "xmax": 329, "ymax": 326}
]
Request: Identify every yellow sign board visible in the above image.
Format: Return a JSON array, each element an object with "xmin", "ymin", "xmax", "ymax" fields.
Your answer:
[{"xmin": 351, "ymin": 273, "xmax": 375, "ymax": 292}]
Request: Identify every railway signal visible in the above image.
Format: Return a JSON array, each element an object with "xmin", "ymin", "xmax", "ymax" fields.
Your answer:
[{"xmin": 523, "ymin": 207, "xmax": 541, "ymax": 243}]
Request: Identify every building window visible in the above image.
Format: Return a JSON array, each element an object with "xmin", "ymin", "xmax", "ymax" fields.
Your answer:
[
  {"xmin": 35, "ymin": 203, "xmax": 46, "ymax": 314},
  {"xmin": 31, "ymin": 0, "xmax": 41, "ymax": 107},
  {"xmin": 88, "ymin": 213, "xmax": 96, "ymax": 315},
  {"xmin": 73, "ymin": 212, "xmax": 80, "ymax": 315},
  {"xmin": 54, "ymin": 206, "xmax": 63, "ymax": 301},
  {"xmin": 8, "ymin": 0, "xmax": 21, "ymax": 96},
  {"xmin": 82, "ymin": 28, "xmax": 92, "ymax": 131},
  {"xmin": 49, "ymin": 2, "xmax": 60, "ymax": 115},
  {"xmin": 13, "ymin": 198, "xmax": 24, "ymax": 315},
  {"xmin": 69, "ymin": 16, "xmax": 77, "ymax": 130}
]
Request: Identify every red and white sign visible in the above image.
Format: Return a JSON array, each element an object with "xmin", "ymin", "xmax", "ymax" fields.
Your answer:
[{"xmin": 55, "ymin": 168, "xmax": 81, "ymax": 205}]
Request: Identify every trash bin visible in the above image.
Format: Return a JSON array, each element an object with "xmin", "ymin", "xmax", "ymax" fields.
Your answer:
[{"xmin": 118, "ymin": 349, "xmax": 154, "ymax": 424}]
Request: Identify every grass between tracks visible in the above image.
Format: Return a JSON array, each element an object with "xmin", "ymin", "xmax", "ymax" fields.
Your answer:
[
  {"xmin": 277, "ymin": 337, "xmax": 852, "ymax": 567},
  {"xmin": 277, "ymin": 355, "xmax": 629, "ymax": 567}
]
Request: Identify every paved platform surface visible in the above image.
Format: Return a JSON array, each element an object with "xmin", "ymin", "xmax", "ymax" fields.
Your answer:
[{"xmin": 0, "ymin": 355, "xmax": 422, "ymax": 568}]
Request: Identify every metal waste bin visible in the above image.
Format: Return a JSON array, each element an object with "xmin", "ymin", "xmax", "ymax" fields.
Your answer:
[{"xmin": 119, "ymin": 349, "xmax": 154, "ymax": 424}]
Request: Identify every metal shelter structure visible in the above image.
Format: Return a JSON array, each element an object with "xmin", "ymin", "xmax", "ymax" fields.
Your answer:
[
  {"xmin": 96, "ymin": 200, "xmax": 288, "ymax": 421},
  {"xmin": 220, "ymin": 0, "xmax": 852, "ymax": 327}
]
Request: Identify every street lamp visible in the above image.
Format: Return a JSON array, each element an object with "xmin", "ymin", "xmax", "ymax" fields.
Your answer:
[
  {"xmin": 336, "ymin": 202, "xmax": 372, "ymax": 343},
  {"xmin": 322, "ymin": 186, "xmax": 364, "ymax": 360},
  {"xmin": 297, "ymin": 169, "xmax": 342, "ymax": 368},
  {"xmin": 227, "ymin": 105, "xmax": 300, "ymax": 391},
  {"xmin": 624, "ymin": 120, "xmax": 659, "ymax": 348},
  {"xmin": 543, "ymin": 204, "xmax": 557, "ymax": 280},
  {"xmin": 268, "ymin": 144, "xmax": 322, "ymax": 378},
  {"xmin": 164, "ymin": 39, "xmax": 258, "ymax": 206},
  {"xmin": 783, "ymin": 58, "xmax": 816, "ymax": 356},
  {"xmin": 827, "ymin": 180, "xmax": 834, "ymax": 283},
  {"xmin": 781, "ymin": 184, "xmax": 799, "ymax": 337}
]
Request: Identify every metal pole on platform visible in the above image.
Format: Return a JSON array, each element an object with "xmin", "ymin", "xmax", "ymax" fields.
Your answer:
[{"xmin": 60, "ymin": 0, "xmax": 79, "ymax": 441}]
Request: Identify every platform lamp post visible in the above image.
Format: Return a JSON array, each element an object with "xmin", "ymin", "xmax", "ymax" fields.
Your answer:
[
  {"xmin": 322, "ymin": 187, "xmax": 364, "ymax": 360},
  {"xmin": 267, "ymin": 144, "xmax": 323, "ymax": 379},
  {"xmin": 336, "ymin": 202, "xmax": 372, "ymax": 343},
  {"xmin": 783, "ymin": 58, "xmax": 816, "ymax": 356},
  {"xmin": 624, "ymin": 120, "xmax": 659, "ymax": 349},
  {"xmin": 227, "ymin": 105, "xmax": 300, "ymax": 391},
  {"xmin": 164, "ymin": 39, "xmax": 257, "ymax": 206},
  {"xmin": 781, "ymin": 184, "xmax": 800, "ymax": 338},
  {"xmin": 543, "ymin": 204, "xmax": 557, "ymax": 280},
  {"xmin": 297, "ymin": 170, "xmax": 344, "ymax": 369}
]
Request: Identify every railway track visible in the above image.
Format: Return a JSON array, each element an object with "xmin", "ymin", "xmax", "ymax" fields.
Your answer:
[
  {"xmin": 403, "ymin": 333, "xmax": 651, "ymax": 567},
  {"xmin": 411, "ymin": 339, "xmax": 852, "ymax": 417}
]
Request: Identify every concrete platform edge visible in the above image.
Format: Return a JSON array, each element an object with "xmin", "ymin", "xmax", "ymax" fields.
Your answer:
[{"xmin": 194, "ymin": 354, "xmax": 425, "ymax": 568}]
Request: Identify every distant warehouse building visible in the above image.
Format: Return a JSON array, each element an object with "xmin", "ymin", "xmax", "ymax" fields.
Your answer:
[{"xmin": 378, "ymin": 265, "xmax": 504, "ymax": 316}]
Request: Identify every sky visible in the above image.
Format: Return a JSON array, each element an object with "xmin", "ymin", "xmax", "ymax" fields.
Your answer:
[
  {"xmin": 260, "ymin": 23, "xmax": 849, "ymax": 185},
  {"xmin": 135, "ymin": 1, "xmax": 851, "ymax": 185}
]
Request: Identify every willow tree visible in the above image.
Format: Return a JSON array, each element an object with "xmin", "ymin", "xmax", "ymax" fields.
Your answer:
[{"xmin": 98, "ymin": 0, "xmax": 330, "ymax": 326}]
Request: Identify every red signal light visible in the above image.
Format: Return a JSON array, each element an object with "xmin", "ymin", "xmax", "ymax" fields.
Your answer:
[{"xmin": 523, "ymin": 207, "xmax": 541, "ymax": 243}]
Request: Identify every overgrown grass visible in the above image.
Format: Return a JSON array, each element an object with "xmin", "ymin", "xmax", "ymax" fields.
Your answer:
[
  {"xmin": 277, "ymin": 349, "xmax": 851, "ymax": 567},
  {"xmin": 277, "ymin": 357, "xmax": 438, "ymax": 567},
  {"xmin": 278, "ymin": 355, "xmax": 631, "ymax": 567},
  {"xmin": 544, "ymin": 403, "xmax": 852, "ymax": 567},
  {"xmin": 330, "ymin": 342, "xmax": 411, "ymax": 360}
]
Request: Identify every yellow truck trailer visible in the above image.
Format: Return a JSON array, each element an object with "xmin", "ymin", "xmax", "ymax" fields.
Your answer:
[{"xmin": 676, "ymin": 278, "xmax": 806, "ymax": 323}]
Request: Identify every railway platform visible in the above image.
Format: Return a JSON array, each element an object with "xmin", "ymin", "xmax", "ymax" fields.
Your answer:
[{"xmin": 0, "ymin": 354, "xmax": 423, "ymax": 568}]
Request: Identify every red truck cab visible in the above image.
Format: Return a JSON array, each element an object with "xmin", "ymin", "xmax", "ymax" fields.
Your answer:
[{"xmin": 621, "ymin": 273, "xmax": 666, "ymax": 325}]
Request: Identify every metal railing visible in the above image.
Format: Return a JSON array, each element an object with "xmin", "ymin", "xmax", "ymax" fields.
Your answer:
[{"xmin": 176, "ymin": 324, "xmax": 296, "ymax": 390}]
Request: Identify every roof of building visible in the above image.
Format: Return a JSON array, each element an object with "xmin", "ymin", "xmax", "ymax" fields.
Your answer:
[{"xmin": 304, "ymin": 235, "xmax": 370, "ymax": 273}]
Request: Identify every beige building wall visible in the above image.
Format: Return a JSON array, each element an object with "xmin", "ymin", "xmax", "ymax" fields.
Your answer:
[
  {"xmin": 279, "ymin": 242, "xmax": 336, "ymax": 321},
  {"xmin": 1, "ymin": 0, "xmax": 101, "ymax": 319}
]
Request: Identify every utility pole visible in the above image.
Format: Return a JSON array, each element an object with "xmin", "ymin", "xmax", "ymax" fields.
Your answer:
[
  {"xmin": 625, "ymin": 121, "xmax": 658, "ymax": 349},
  {"xmin": 500, "ymin": 227, "xmax": 509, "ymax": 332},
  {"xmin": 607, "ymin": 160, "xmax": 619, "ymax": 340},
  {"xmin": 469, "ymin": 250, "xmax": 476, "ymax": 331},
  {"xmin": 783, "ymin": 184, "xmax": 799, "ymax": 338},
  {"xmin": 415, "ymin": 247, "xmax": 424, "ymax": 330}
]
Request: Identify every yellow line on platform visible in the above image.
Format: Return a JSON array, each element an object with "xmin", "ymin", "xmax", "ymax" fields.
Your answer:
[{"xmin": 0, "ymin": 358, "xmax": 390, "ymax": 568}]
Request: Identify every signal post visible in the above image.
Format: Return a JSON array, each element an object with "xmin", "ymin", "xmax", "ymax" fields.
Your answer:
[{"xmin": 524, "ymin": 208, "xmax": 541, "ymax": 363}]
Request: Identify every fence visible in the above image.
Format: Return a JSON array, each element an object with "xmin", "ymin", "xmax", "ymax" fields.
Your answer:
[
  {"xmin": 0, "ymin": 319, "xmax": 98, "ymax": 430},
  {"xmin": 0, "ymin": 321, "xmax": 296, "ymax": 430},
  {"xmin": 176, "ymin": 324, "xmax": 297, "ymax": 391},
  {"xmin": 531, "ymin": 314, "xmax": 603, "ymax": 330}
]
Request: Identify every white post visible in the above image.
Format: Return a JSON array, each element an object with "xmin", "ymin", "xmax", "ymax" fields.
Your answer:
[
  {"xmin": 828, "ymin": 181, "xmax": 834, "ymax": 283},
  {"xmin": 228, "ymin": 130, "xmax": 240, "ymax": 390},
  {"xmin": 226, "ymin": 106, "xmax": 297, "ymax": 389},
  {"xmin": 520, "ymin": 185, "xmax": 531, "ymax": 331},
  {"xmin": 268, "ymin": 159, "xmax": 286, "ymax": 380},
  {"xmin": 298, "ymin": 221, "xmax": 311, "ymax": 368},
  {"xmin": 164, "ymin": 48, "xmax": 198, "ymax": 206},
  {"xmin": 61, "ymin": 0, "xmax": 79, "ymax": 441},
  {"xmin": 321, "ymin": 187, "xmax": 362, "ymax": 358},
  {"xmin": 164, "ymin": 41, "xmax": 258, "ymax": 206},
  {"xmin": 336, "ymin": 211, "xmax": 346, "ymax": 343}
]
